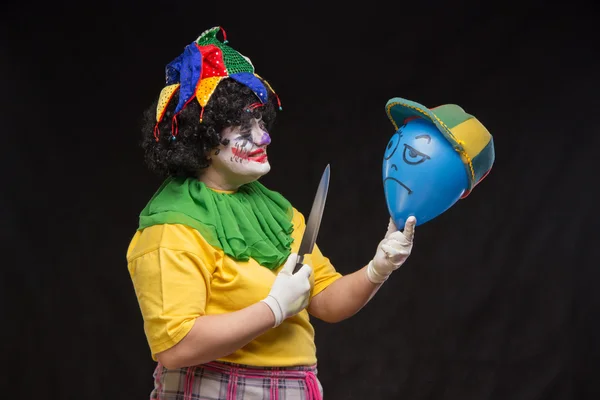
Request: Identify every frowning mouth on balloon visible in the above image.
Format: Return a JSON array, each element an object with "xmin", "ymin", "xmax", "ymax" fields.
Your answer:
[{"xmin": 384, "ymin": 177, "xmax": 413, "ymax": 195}]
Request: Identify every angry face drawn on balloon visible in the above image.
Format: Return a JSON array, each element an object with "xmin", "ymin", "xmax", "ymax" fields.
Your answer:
[
  {"xmin": 382, "ymin": 98, "xmax": 495, "ymax": 228},
  {"xmin": 383, "ymin": 118, "xmax": 469, "ymax": 227}
]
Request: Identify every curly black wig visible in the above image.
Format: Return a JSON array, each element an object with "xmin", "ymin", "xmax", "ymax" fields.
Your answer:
[{"xmin": 141, "ymin": 78, "xmax": 278, "ymax": 179}]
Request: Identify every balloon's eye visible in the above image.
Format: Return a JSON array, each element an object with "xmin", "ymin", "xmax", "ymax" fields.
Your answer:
[
  {"xmin": 403, "ymin": 144, "xmax": 430, "ymax": 165},
  {"xmin": 384, "ymin": 133, "xmax": 400, "ymax": 160}
]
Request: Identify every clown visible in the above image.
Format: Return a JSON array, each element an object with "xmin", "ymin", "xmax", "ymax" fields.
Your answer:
[{"xmin": 126, "ymin": 27, "xmax": 417, "ymax": 399}]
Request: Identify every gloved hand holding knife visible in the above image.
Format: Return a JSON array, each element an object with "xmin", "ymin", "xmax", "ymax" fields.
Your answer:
[{"xmin": 262, "ymin": 164, "xmax": 417, "ymax": 328}]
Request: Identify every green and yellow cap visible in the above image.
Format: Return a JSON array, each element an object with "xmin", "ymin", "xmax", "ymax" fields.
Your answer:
[{"xmin": 386, "ymin": 97, "xmax": 495, "ymax": 198}]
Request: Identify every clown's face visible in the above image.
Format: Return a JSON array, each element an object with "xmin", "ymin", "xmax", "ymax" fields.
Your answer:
[{"xmin": 202, "ymin": 118, "xmax": 272, "ymax": 190}]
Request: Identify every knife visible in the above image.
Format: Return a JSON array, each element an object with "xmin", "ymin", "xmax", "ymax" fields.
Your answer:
[{"xmin": 293, "ymin": 164, "xmax": 331, "ymax": 274}]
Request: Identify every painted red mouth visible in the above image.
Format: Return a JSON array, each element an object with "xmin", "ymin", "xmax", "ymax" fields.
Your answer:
[
  {"xmin": 248, "ymin": 149, "xmax": 268, "ymax": 163},
  {"xmin": 254, "ymin": 155, "xmax": 268, "ymax": 163},
  {"xmin": 248, "ymin": 149, "xmax": 264, "ymax": 157},
  {"xmin": 231, "ymin": 148, "xmax": 268, "ymax": 163}
]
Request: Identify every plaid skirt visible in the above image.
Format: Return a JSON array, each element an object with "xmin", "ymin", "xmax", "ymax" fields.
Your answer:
[{"xmin": 150, "ymin": 361, "xmax": 323, "ymax": 400}]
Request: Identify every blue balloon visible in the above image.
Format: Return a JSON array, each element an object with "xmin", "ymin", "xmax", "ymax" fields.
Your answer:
[{"xmin": 383, "ymin": 118, "xmax": 468, "ymax": 228}]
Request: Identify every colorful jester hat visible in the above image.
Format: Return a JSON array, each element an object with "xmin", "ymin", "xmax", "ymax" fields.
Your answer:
[{"xmin": 154, "ymin": 26, "xmax": 281, "ymax": 141}]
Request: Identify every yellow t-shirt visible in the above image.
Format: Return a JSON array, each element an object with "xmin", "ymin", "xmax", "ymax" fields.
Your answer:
[{"xmin": 126, "ymin": 207, "xmax": 342, "ymax": 367}]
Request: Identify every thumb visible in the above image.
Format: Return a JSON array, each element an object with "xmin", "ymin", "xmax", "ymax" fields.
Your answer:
[
  {"xmin": 281, "ymin": 253, "xmax": 299, "ymax": 274},
  {"xmin": 295, "ymin": 263, "xmax": 312, "ymax": 280},
  {"xmin": 403, "ymin": 216, "xmax": 417, "ymax": 242}
]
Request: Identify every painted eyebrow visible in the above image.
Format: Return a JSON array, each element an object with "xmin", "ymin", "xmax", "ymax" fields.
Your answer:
[
  {"xmin": 234, "ymin": 133, "xmax": 253, "ymax": 142},
  {"xmin": 415, "ymin": 134, "xmax": 431, "ymax": 143}
]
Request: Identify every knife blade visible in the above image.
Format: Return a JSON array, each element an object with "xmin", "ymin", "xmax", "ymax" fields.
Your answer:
[{"xmin": 293, "ymin": 164, "xmax": 330, "ymax": 274}]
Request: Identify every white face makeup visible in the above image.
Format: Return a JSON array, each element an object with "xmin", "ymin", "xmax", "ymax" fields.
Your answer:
[{"xmin": 201, "ymin": 118, "xmax": 272, "ymax": 190}]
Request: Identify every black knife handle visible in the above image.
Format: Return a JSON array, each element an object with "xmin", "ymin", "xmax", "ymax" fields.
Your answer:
[{"xmin": 292, "ymin": 255, "xmax": 304, "ymax": 274}]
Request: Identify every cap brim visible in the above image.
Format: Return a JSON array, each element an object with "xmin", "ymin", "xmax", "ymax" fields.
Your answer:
[{"xmin": 385, "ymin": 97, "xmax": 459, "ymax": 148}]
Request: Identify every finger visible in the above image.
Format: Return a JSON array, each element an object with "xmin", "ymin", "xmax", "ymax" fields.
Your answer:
[
  {"xmin": 382, "ymin": 244, "xmax": 410, "ymax": 263},
  {"xmin": 382, "ymin": 242, "xmax": 410, "ymax": 254},
  {"xmin": 281, "ymin": 253, "xmax": 299, "ymax": 274},
  {"xmin": 296, "ymin": 264, "xmax": 313, "ymax": 280},
  {"xmin": 403, "ymin": 216, "xmax": 416, "ymax": 242},
  {"xmin": 385, "ymin": 217, "xmax": 398, "ymax": 238},
  {"xmin": 381, "ymin": 243, "xmax": 401, "ymax": 257},
  {"xmin": 386, "ymin": 232, "xmax": 411, "ymax": 246}
]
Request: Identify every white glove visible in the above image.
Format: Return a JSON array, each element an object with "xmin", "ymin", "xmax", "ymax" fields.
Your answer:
[
  {"xmin": 366, "ymin": 216, "xmax": 416, "ymax": 284},
  {"xmin": 261, "ymin": 253, "xmax": 313, "ymax": 327}
]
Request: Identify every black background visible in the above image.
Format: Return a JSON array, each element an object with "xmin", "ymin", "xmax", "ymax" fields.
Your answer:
[{"xmin": 2, "ymin": 1, "xmax": 599, "ymax": 399}]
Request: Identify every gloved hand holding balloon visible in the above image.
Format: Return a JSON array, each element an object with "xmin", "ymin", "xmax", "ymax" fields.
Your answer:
[{"xmin": 382, "ymin": 98, "xmax": 495, "ymax": 227}]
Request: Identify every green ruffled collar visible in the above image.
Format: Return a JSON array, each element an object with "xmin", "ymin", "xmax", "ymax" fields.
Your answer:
[{"xmin": 138, "ymin": 177, "xmax": 294, "ymax": 269}]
